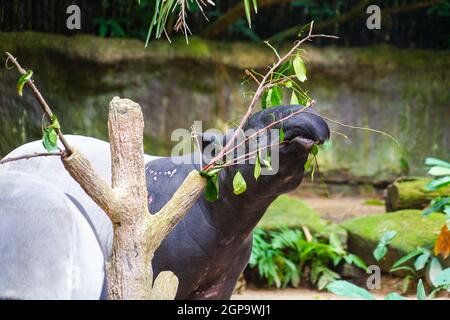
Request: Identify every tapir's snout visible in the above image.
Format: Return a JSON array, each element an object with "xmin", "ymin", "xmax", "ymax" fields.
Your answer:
[
  {"xmin": 283, "ymin": 110, "xmax": 330, "ymax": 145},
  {"xmin": 247, "ymin": 105, "xmax": 330, "ymax": 147}
]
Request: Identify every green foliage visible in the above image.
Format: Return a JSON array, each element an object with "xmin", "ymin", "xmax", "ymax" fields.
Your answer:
[
  {"xmin": 253, "ymin": 149, "xmax": 261, "ymax": 181},
  {"xmin": 199, "ymin": 168, "xmax": 222, "ymax": 202},
  {"xmin": 416, "ymin": 279, "xmax": 426, "ymax": 300},
  {"xmin": 233, "ymin": 170, "xmax": 247, "ymax": 195},
  {"xmin": 243, "ymin": 0, "xmax": 258, "ymax": 28},
  {"xmin": 249, "ymin": 227, "xmax": 366, "ymax": 290},
  {"xmin": 373, "ymin": 230, "xmax": 397, "ymax": 261},
  {"xmin": 41, "ymin": 115, "xmax": 60, "ymax": 152},
  {"xmin": 93, "ymin": 17, "xmax": 127, "ymax": 37},
  {"xmin": 388, "ymin": 245, "xmax": 450, "ymax": 296},
  {"xmin": 16, "ymin": 70, "xmax": 33, "ymax": 97},
  {"xmin": 293, "ymin": 54, "xmax": 307, "ymax": 82},
  {"xmin": 326, "ymin": 280, "xmax": 375, "ymax": 300},
  {"xmin": 326, "ymin": 276, "xmax": 447, "ymax": 300},
  {"xmin": 422, "ymin": 157, "xmax": 450, "ymax": 249},
  {"xmin": 257, "ymin": 42, "xmax": 312, "ymax": 111}
]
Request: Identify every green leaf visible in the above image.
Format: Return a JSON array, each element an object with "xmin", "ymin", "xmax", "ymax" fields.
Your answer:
[
  {"xmin": 426, "ymin": 176, "xmax": 450, "ymax": 191},
  {"xmin": 204, "ymin": 174, "xmax": 219, "ymax": 202},
  {"xmin": 279, "ymin": 127, "xmax": 285, "ymax": 143},
  {"xmin": 304, "ymin": 156, "xmax": 313, "ymax": 171},
  {"xmin": 252, "ymin": 0, "xmax": 258, "ymax": 13},
  {"xmin": 262, "ymin": 153, "xmax": 272, "ymax": 170},
  {"xmin": 254, "ymin": 151, "xmax": 261, "ymax": 181},
  {"xmin": 444, "ymin": 205, "xmax": 450, "ymax": 216},
  {"xmin": 374, "ymin": 231, "xmax": 397, "ymax": 261},
  {"xmin": 261, "ymin": 91, "xmax": 268, "ymax": 109},
  {"xmin": 290, "ymin": 91, "xmax": 300, "ymax": 105},
  {"xmin": 417, "ymin": 279, "xmax": 426, "ymax": 300},
  {"xmin": 428, "ymin": 257, "xmax": 443, "ymax": 287},
  {"xmin": 425, "ymin": 157, "xmax": 450, "ymax": 168},
  {"xmin": 423, "ymin": 197, "xmax": 450, "ymax": 216},
  {"xmin": 311, "ymin": 144, "xmax": 319, "ymax": 156},
  {"xmin": 293, "ymin": 54, "xmax": 307, "ymax": 82},
  {"xmin": 244, "ymin": 0, "xmax": 252, "ymax": 28},
  {"xmin": 42, "ymin": 127, "xmax": 58, "ymax": 152},
  {"xmin": 233, "ymin": 170, "xmax": 247, "ymax": 195},
  {"xmin": 381, "ymin": 230, "xmax": 397, "ymax": 243},
  {"xmin": 389, "ymin": 265, "xmax": 416, "ymax": 273},
  {"xmin": 384, "ymin": 292, "xmax": 407, "ymax": 300},
  {"xmin": 428, "ymin": 166, "xmax": 450, "ymax": 176},
  {"xmin": 344, "ymin": 254, "xmax": 368, "ymax": 271},
  {"xmin": 266, "ymin": 86, "xmax": 282, "ymax": 107},
  {"xmin": 17, "ymin": 70, "xmax": 33, "ymax": 96},
  {"xmin": 373, "ymin": 244, "xmax": 388, "ymax": 262},
  {"xmin": 49, "ymin": 115, "xmax": 60, "ymax": 129},
  {"xmin": 326, "ymin": 280, "xmax": 375, "ymax": 300},
  {"xmin": 391, "ymin": 248, "xmax": 425, "ymax": 270},
  {"xmin": 434, "ymin": 268, "xmax": 450, "ymax": 287},
  {"xmin": 414, "ymin": 251, "xmax": 431, "ymax": 271}
]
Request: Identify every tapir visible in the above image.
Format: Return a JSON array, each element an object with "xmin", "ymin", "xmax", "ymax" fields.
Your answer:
[{"xmin": 0, "ymin": 105, "xmax": 330, "ymax": 299}]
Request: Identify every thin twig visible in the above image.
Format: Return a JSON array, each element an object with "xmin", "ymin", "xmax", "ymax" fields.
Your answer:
[
  {"xmin": 303, "ymin": 111, "xmax": 400, "ymax": 147},
  {"xmin": 205, "ymin": 101, "xmax": 315, "ymax": 170},
  {"xmin": 4, "ymin": 52, "xmax": 73, "ymax": 155},
  {"xmin": 203, "ymin": 22, "xmax": 337, "ymax": 170},
  {"xmin": 0, "ymin": 152, "xmax": 62, "ymax": 165}
]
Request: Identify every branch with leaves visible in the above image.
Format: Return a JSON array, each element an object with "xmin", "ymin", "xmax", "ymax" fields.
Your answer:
[
  {"xmin": 5, "ymin": 52, "xmax": 73, "ymax": 155},
  {"xmin": 204, "ymin": 22, "xmax": 337, "ymax": 171}
]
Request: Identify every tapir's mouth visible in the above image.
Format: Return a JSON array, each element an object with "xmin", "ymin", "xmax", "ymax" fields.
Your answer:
[
  {"xmin": 282, "ymin": 128, "xmax": 326, "ymax": 152},
  {"xmin": 282, "ymin": 136, "xmax": 316, "ymax": 152}
]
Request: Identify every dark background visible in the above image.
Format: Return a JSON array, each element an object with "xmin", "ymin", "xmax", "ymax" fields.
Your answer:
[{"xmin": 0, "ymin": 0, "xmax": 449, "ymax": 49}]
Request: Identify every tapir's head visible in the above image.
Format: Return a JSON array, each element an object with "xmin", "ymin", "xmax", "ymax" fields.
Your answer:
[{"xmin": 203, "ymin": 105, "xmax": 330, "ymax": 201}]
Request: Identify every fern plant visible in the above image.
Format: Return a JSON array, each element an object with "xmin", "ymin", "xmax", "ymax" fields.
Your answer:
[{"xmin": 249, "ymin": 227, "xmax": 367, "ymax": 290}]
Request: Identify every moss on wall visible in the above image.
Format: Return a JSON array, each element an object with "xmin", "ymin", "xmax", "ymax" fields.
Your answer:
[{"xmin": 0, "ymin": 32, "xmax": 448, "ymax": 183}]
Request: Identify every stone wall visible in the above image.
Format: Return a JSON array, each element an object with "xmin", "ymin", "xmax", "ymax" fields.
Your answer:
[{"xmin": 0, "ymin": 32, "xmax": 448, "ymax": 183}]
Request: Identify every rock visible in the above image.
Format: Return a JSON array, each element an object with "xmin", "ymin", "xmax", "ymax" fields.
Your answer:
[
  {"xmin": 341, "ymin": 210, "xmax": 448, "ymax": 272},
  {"xmin": 258, "ymin": 195, "xmax": 348, "ymax": 246},
  {"xmin": 385, "ymin": 177, "xmax": 450, "ymax": 212}
]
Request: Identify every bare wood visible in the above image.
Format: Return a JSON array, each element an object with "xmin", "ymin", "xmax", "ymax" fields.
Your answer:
[
  {"xmin": 60, "ymin": 97, "xmax": 206, "ymax": 300},
  {"xmin": 62, "ymin": 149, "xmax": 122, "ymax": 224},
  {"xmin": 0, "ymin": 152, "xmax": 61, "ymax": 165},
  {"xmin": 150, "ymin": 271, "xmax": 179, "ymax": 300},
  {"xmin": 108, "ymin": 97, "xmax": 149, "ymax": 221},
  {"xmin": 5, "ymin": 52, "xmax": 73, "ymax": 154}
]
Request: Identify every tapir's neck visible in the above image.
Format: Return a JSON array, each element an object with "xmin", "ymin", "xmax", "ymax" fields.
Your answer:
[
  {"xmin": 208, "ymin": 192, "xmax": 278, "ymax": 241},
  {"xmin": 207, "ymin": 164, "xmax": 303, "ymax": 241}
]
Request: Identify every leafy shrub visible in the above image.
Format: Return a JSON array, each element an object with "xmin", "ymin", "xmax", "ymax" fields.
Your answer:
[
  {"xmin": 423, "ymin": 157, "xmax": 450, "ymax": 216},
  {"xmin": 248, "ymin": 227, "xmax": 367, "ymax": 290}
]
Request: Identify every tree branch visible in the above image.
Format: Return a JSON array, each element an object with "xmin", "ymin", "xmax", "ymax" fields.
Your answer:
[
  {"xmin": 5, "ymin": 52, "xmax": 74, "ymax": 155},
  {"xmin": 203, "ymin": 22, "xmax": 337, "ymax": 171},
  {"xmin": 0, "ymin": 152, "xmax": 62, "ymax": 165}
]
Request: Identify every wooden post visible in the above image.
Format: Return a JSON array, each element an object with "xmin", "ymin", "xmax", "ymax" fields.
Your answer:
[{"xmin": 63, "ymin": 97, "xmax": 206, "ymax": 299}]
